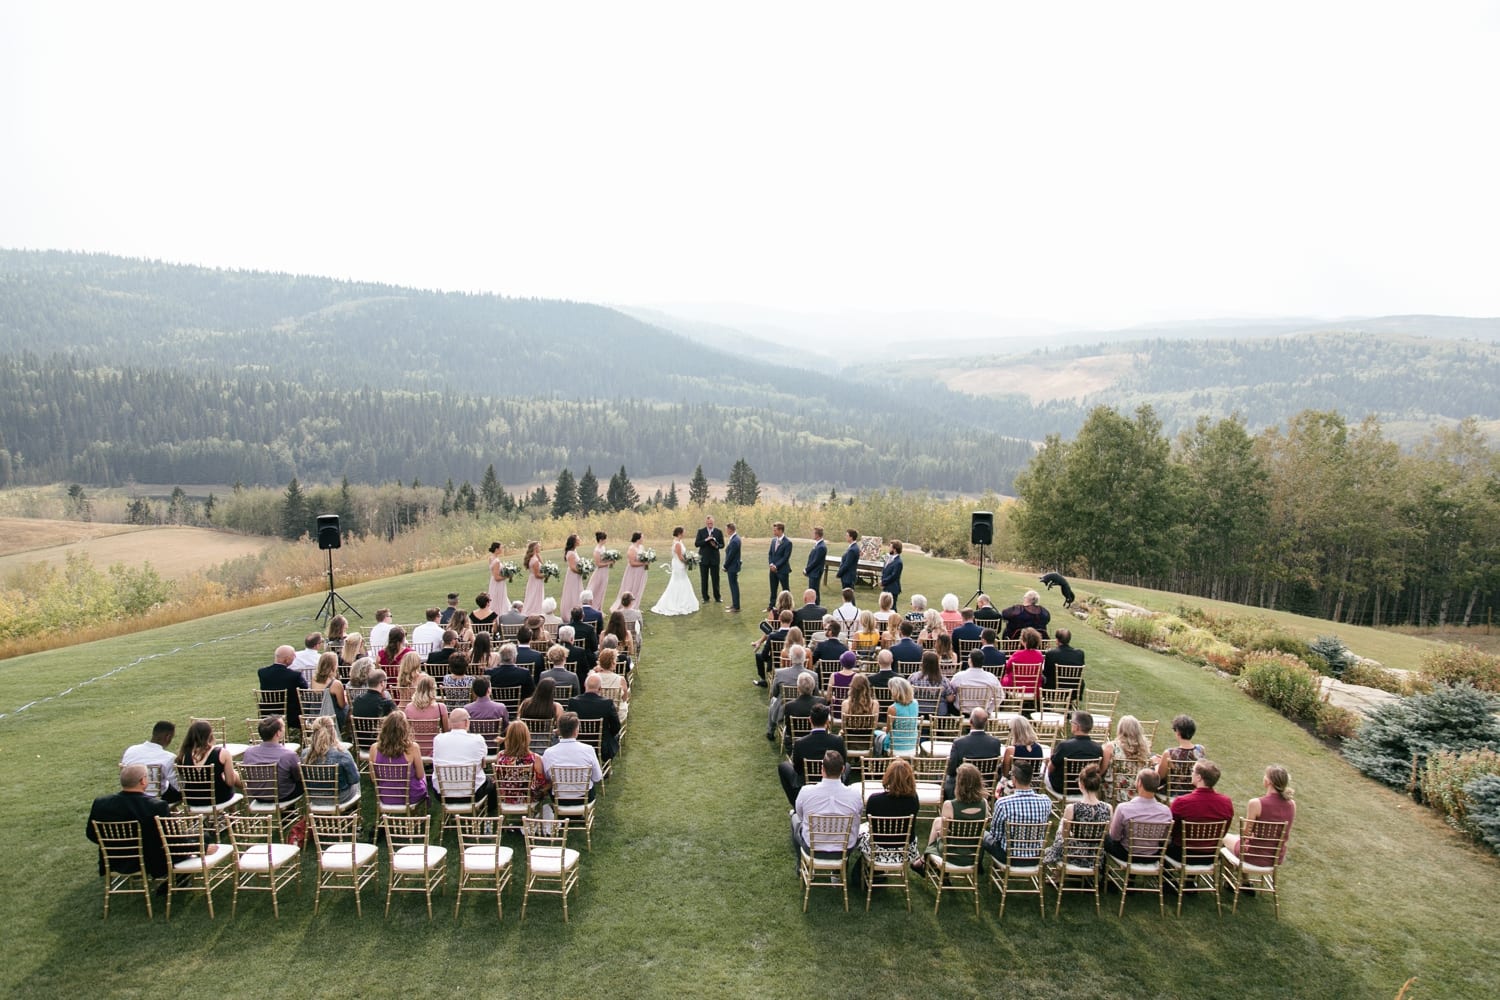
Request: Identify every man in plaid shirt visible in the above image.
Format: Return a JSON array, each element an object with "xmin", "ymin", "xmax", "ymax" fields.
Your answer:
[{"xmin": 983, "ymin": 759, "xmax": 1052, "ymax": 863}]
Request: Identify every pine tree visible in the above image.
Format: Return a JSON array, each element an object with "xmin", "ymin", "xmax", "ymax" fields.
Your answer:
[
  {"xmin": 689, "ymin": 464, "xmax": 710, "ymax": 506},
  {"xmin": 726, "ymin": 458, "xmax": 761, "ymax": 506},
  {"xmin": 456, "ymin": 481, "xmax": 478, "ymax": 514},
  {"xmin": 665, "ymin": 481, "xmax": 679, "ymax": 509},
  {"xmin": 552, "ymin": 468, "xmax": 578, "ymax": 518},
  {"xmin": 652, "ymin": 487, "xmax": 664, "ymax": 506},
  {"xmin": 440, "ymin": 478, "xmax": 456, "ymax": 517},
  {"xmin": 529, "ymin": 485, "xmax": 549, "ymax": 509},
  {"xmin": 281, "ymin": 476, "xmax": 309, "ymax": 540},
  {"xmin": 203, "ymin": 492, "xmax": 216, "ymax": 522},
  {"xmin": 337, "ymin": 475, "xmax": 358, "ymax": 537},
  {"xmin": 577, "ymin": 466, "xmax": 601, "ymax": 515},
  {"xmin": 606, "ymin": 469, "xmax": 625, "ymax": 511},
  {"xmin": 618, "ymin": 465, "xmax": 640, "ymax": 510},
  {"xmin": 480, "ymin": 464, "xmax": 504, "ymax": 512}
]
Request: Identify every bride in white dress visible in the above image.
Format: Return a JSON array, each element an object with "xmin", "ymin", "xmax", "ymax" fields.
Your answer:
[{"xmin": 651, "ymin": 526, "xmax": 700, "ymax": 616}]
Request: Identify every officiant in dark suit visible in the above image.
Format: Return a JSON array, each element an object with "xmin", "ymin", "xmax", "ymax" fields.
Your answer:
[
  {"xmin": 837, "ymin": 529, "xmax": 861, "ymax": 590},
  {"xmin": 695, "ymin": 515, "xmax": 724, "ymax": 604},
  {"xmin": 804, "ymin": 526, "xmax": 828, "ymax": 603},
  {"xmin": 767, "ymin": 521, "xmax": 792, "ymax": 609},
  {"xmin": 723, "ymin": 522, "xmax": 743, "ymax": 612}
]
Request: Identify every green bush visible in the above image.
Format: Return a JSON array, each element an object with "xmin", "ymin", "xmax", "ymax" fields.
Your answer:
[
  {"xmin": 1345, "ymin": 684, "xmax": 1500, "ymax": 793},
  {"xmin": 1419, "ymin": 645, "xmax": 1500, "ymax": 693},
  {"xmin": 1465, "ymin": 774, "xmax": 1500, "ymax": 854},
  {"xmin": 1309, "ymin": 634, "xmax": 1354, "ymax": 678},
  {"xmin": 1424, "ymin": 749, "xmax": 1500, "ymax": 834},
  {"xmin": 1114, "ymin": 614, "xmax": 1159, "ymax": 647},
  {"xmin": 1342, "ymin": 660, "xmax": 1408, "ymax": 694},
  {"xmin": 1237, "ymin": 652, "xmax": 1323, "ymax": 723},
  {"xmin": 1249, "ymin": 630, "xmax": 1315, "ymax": 663},
  {"xmin": 1314, "ymin": 702, "xmax": 1361, "ymax": 741}
]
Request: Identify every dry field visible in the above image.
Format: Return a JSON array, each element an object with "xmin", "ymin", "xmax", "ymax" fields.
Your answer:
[
  {"xmin": 943, "ymin": 351, "xmax": 1134, "ymax": 403},
  {"xmin": 0, "ymin": 518, "xmax": 272, "ymax": 579}
]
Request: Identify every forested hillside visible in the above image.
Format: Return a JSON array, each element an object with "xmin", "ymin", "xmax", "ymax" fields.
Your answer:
[{"xmin": 0, "ymin": 251, "xmax": 1033, "ymax": 491}]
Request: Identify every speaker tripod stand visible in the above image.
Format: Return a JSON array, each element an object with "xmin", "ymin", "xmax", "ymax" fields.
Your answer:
[
  {"xmin": 963, "ymin": 542, "xmax": 988, "ymax": 609},
  {"xmin": 314, "ymin": 546, "xmax": 361, "ymax": 623}
]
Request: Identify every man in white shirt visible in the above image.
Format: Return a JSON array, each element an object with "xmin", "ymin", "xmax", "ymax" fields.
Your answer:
[
  {"xmin": 430, "ymin": 708, "xmax": 495, "ymax": 811},
  {"xmin": 292, "ymin": 632, "xmax": 324, "ymax": 681},
  {"xmin": 832, "ymin": 588, "xmax": 861, "ymax": 632},
  {"xmin": 368, "ymin": 609, "xmax": 393, "ymax": 653},
  {"xmin": 949, "ymin": 649, "xmax": 1002, "ymax": 714},
  {"xmin": 791, "ymin": 750, "xmax": 863, "ymax": 866},
  {"xmin": 542, "ymin": 712, "xmax": 604, "ymax": 803},
  {"xmin": 411, "ymin": 608, "xmax": 445, "ymax": 657},
  {"xmin": 120, "ymin": 720, "xmax": 180, "ymax": 803}
]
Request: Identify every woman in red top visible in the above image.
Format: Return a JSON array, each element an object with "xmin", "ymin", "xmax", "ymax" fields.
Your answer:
[
  {"xmin": 1223, "ymin": 764, "xmax": 1296, "ymax": 865},
  {"xmin": 377, "ymin": 625, "xmax": 412, "ymax": 667},
  {"xmin": 1005, "ymin": 627, "xmax": 1046, "ymax": 696}
]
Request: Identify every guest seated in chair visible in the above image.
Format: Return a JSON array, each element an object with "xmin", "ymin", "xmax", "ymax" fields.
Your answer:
[
  {"xmin": 790, "ymin": 750, "xmax": 863, "ymax": 861},
  {"xmin": 981, "ymin": 759, "xmax": 1050, "ymax": 864},
  {"xmin": 120, "ymin": 720, "xmax": 181, "ymax": 804},
  {"xmin": 242, "ymin": 715, "xmax": 304, "ymax": 803},
  {"xmin": 542, "ymin": 712, "xmax": 604, "ymax": 802},
  {"xmin": 1000, "ymin": 589, "xmax": 1051, "ymax": 640},
  {"xmin": 87, "ymin": 764, "xmax": 173, "ymax": 881},
  {"xmin": 1105, "ymin": 769, "xmax": 1172, "ymax": 861},
  {"xmin": 778, "ymin": 704, "xmax": 846, "ymax": 806}
]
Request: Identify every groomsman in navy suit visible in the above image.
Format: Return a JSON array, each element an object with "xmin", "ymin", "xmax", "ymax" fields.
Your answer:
[
  {"xmin": 723, "ymin": 522, "xmax": 743, "ymax": 613},
  {"xmin": 803, "ymin": 526, "xmax": 828, "ymax": 603},
  {"xmin": 767, "ymin": 522, "xmax": 792, "ymax": 609},
  {"xmin": 836, "ymin": 529, "xmax": 861, "ymax": 591},
  {"xmin": 880, "ymin": 539, "xmax": 904, "ymax": 604}
]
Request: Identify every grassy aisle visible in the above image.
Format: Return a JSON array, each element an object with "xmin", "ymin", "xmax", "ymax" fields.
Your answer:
[{"xmin": 1, "ymin": 550, "xmax": 1496, "ymax": 998}]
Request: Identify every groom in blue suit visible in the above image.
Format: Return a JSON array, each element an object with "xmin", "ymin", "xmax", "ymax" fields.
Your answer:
[
  {"xmin": 836, "ymin": 529, "xmax": 861, "ymax": 591},
  {"xmin": 880, "ymin": 539, "xmax": 904, "ymax": 604},
  {"xmin": 723, "ymin": 522, "xmax": 743, "ymax": 612},
  {"xmin": 803, "ymin": 526, "xmax": 828, "ymax": 603},
  {"xmin": 767, "ymin": 521, "xmax": 792, "ymax": 609}
]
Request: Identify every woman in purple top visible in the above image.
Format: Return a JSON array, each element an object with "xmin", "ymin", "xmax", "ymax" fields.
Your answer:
[
  {"xmin": 826, "ymin": 650, "xmax": 860, "ymax": 716},
  {"xmin": 371, "ymin": 710, "xmax": 427, "ymax": 808}
]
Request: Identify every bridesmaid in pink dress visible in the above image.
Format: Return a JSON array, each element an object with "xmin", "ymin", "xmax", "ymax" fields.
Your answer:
[
  {"xmin": 559, "ymin": 534, "xmax": 584, "ymax": 620},
  {"xmin": 587, "ymin": 531, "xmax": 614, "ymax": 606},
  {"xmin": 486, "ymin": 541, "xmax": 509, "ymax": 610},
  {"xmin": 522, "ymin": 540, "xmax": 547, "ymax": 615},
  {"xmin": 612, "ymin": 531, "xmax": 648, "ymax": 611}
]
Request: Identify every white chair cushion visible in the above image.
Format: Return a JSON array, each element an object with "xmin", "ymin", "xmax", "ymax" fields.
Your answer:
[
  {"xmin": 1219, "ymin": 845, "xmax": 1275, "ymax": 874},
  {"xmin": 462, "ymin": 845, "xmax": 515, "ymax": 872},
  {"xmin": 921, "ymin": 742, "xmax": 953, "ymax": 758},
  {"xmin": 248, "ymin": 796, "xmax": 301, "ymax": 813},
  {"xmin": 188, "ymin": 792, "xmax": 243, "ymax": 814},
  {"xmin": 556, "ymin": 802, "xmax": 590, "ymax": 818},
  {"xmin": 528, "ymin": 847, "xmax": 580, "ymax": 873},
  {"xmin": 309, "ymin": 790, "xmax": 361, "ymax": 813},
  {"xmin": 237, "ymin": 843, "xmax": 299, "ymax": 870},
  {"xmin": 225, "ymin": 743, "xmax": 250, "ymax": 758},
  {"xmin": 915, "ymin": 784, "xmax": 942, "ymax": 807},
  {"xmin": 173, "ymin": 842, "xmax": 234, "ymax": 872},
  {"xmin": 809, "ymin": 854, "xmax": 846, "ymax": 871},
  {"xmin": 320, "ymin": 842, "xmax": 378, "ymax": 870},
  {"xmin": 1063, "ymin": 862, "xmax": 1098, "ymax": 876},
  {"xmin": 1001, "ymin": 862, "xmax": 1041, "ymax": 875},
  {"xmin": 1165, "ymin": 855, "xmax": 1215, "ymax": 873},
  {"xmin": 499, "ymin": 801, "xmax": 535, "ymax": 816},
  {"xmin": 392, "ymin": 845, "xmax": 447, "ymax": 872}
]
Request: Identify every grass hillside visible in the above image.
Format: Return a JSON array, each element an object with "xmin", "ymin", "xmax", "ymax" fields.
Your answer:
[{"xmin": 2, "ymin": 550, "xmax": 1495, "ymax": 999}]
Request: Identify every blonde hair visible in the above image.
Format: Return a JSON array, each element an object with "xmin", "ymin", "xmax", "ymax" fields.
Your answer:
[
  {"xmin": 1009, "ymin": 715, "xmax": 1037, "ymax": 746},
  {"xmin": 342, "ymin": 633, "xmax": 365, "ymax": 662},
  {"xmin": 303, "ymin": 715, "xmax": 340, "ymax": 763},
  {"xmin": 1115, "ymin": 715, "xmax": 1150, "ymax": 760},
  {"xmin": 313, "ymin": 651, "xmax": 339, "ymax": 686},
  {"xmin": 889, "ymin": 676, "xmax": 914, "ymax": 706},
  {"xmin": 845, "ymin": 673, "xmax": 876, "ymax": 717},
  {"xmin": 1266, "ymin": 764, "xmax": 1294, "ymax": 800},
  {"xmin": 856, "ymin": 610, "xmax": 875, "ymax": 634},
  {"xmin": 397, "ymin": 652, "xmax": 424, "ymax": 691},
  {"xmin": 954, "ymin": 763, "xmax": 984, "ymax": 802},
  {"xmin": 409, "ymin": 674, "xmax": 438, "ymax": 710},
  {"xmin": 878, "ymin": 592, "xmax": 893, "ymax": 612}
]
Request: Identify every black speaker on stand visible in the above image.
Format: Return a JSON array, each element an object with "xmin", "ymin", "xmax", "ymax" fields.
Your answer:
[
  {"xmin": 964, "ymin": 511, "xmax": 993, "ymax": 608},
  {"xmin": 313, "ymin": 514, "xmax": 361, "ymax": 622}
]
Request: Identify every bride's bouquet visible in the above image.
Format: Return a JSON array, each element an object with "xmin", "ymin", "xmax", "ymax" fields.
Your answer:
[
  {"xmin": 540, "ymin": 561, "xmax": 562, "ymax": 581},
  {"xmin": 638, "ymin": 548, "xmax": 657, "ymax": 565},
  {"xmin": 683, "ymin": 553, "xmax": 700, "ymax": 570},
  {"xmin": 497, "ymin": 561, "xmax": 519, "ymax": 580},
  {"xmin": 575, "ymin": 557, "xmax": 595, "ymax": 577},
  {"xmin": 601, "ymin": 548, "xmax": 622, "ymax": 564}
]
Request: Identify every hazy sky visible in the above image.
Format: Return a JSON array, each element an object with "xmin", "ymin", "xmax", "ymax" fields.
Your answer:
[{"xmin": 3, "ymin": 1, "xmax": 1497, "ymax": 328}]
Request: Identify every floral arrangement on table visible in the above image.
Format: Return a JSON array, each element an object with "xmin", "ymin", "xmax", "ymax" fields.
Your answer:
[
  {"xmin": 540, "ymin": 561, "xmax": 562, "ymax": 581},
  {"xmin": 496, "ymin": 561, "xmax": 519, "ymax": 580},
  {"xmin": 638, "ymin": 548, "xmax": 657, "ymax": 565},
  {"xmin": 575, "ymin": 557, "xmax": 595, "ymax": 577},
  {"xmin": 601, "ymin": 548, "xmax": 622, "ymax": 564}
]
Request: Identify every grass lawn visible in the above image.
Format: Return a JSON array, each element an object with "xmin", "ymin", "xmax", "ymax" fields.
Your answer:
[{"xmin": 1, "ymin": 549, "xmax": 1496, "ymax": 999}]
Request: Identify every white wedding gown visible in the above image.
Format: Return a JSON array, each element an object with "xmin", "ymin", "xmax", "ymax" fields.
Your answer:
[{"xmin": 651, "ymin": 542, "xmax": 700, "ymax": 616}]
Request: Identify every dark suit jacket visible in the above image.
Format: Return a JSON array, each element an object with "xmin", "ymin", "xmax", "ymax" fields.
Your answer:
[
  {"xmin": 540, "ymin": 667, "xmax": 580, "ymax": 698},
  {"xmin": 694, "ymin": 527, "xmax": 724, "ymax": 565},
  {"xmin": 868, "ymin": 668, "xmax": 901, "ymax": 691},
  {"xmin": 257, "ymin": 662, "xmax": 309, "ymax": 726},
  {"xmin": 794, "ymin": 603, "xmax": 827, "ymax": 631},
  {"xmin": 1043, "ymin": 645, "xmax": 1086, "ymax": 691},
  {"xmin": 780, "ymin": 694, "xmax": 829, "ymax": 752},
  {"xmin": 836, "ymin": 542, "xmax": 860, "ymax": 589},
  {"xmin": 570, "ymin": 620, "xmax": 599, "ymax": 656},
  {"xmin": 880, "ymin": 555, "xmax": 902, "ymax": 599},
  {"xmin": 980, "ymin": 645, "xmax": 1008, "ymax": 668},
  {"xmin": 515, "ymin": 646, "xmax": 544, "ymax": 680},
  {"xmin": 724, "ymin": 534, "xmax": 742, "ymax": 574},
  {"xmin": 564, "ymin": 645, "xmax": 594, "ymax": 687},
  {"xmin": 789, "ymin": 729, "xmax": 847, "ymax": 788},
  {"xmin": 952, "ymin": 622, "xmax": 984, "ymax": 644},
  {"xmin": 486, "ymin": 663, "xmax": 535, "ymax": 700},
  {"xmin": 567, "ymin": 691, "xmax": 621, "ymax": 760},
  {"xmin": 811, "ymin": 638, "xmax": 849, "ymax": 665},
  {"xmin": 944, "ymin": 730, "xmax": 1004, "ymax": 795},
  {"xmin": 769, "ymin": 536, "xmax": 792, "ymax": 579},
  {"xmin": 889, "ymin": 638, "xmax": 924, "ymax": 667},
  {"xmin": 580, "ymin": 606, "xmax": 604, "ymax": 629},
  {"xmin": 804, "ymin": 540, "xmax": 827, "ymax": 580},
  {"xmin": 87, "ymin": 790, "xmax": 173, "ymax": 877},
  {"xmin": 974, "ymin": 607, "xmax": 1002, "ymax": 625}
]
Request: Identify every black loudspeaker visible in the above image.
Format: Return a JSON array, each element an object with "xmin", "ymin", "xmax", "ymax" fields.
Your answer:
[
  {"xmin": 970, "ymin": 511, "xmax": 994, "ymax": 547},
  {"xmin": 316, "ymin": 514, "xmax": 342, "ymax": 550}
]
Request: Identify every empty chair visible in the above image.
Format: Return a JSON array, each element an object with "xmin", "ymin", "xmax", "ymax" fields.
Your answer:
[
  {"xmin": 226, "ymin": 813, "xmax": 302, "ymax": 918},
  {"xmin": 921, "ymin": 715, "xmax": 963, "ymax": 758},
  {"xmin": 453, "ymin": 813, "xmax": 515, "ymax": 919},
  {"xmin": 911, "ymin": 756, "xmax": 948, "ymax": 819},
  {"xmin": 308, "ymin": 813, "xmax": 378, "ymax": 916},
  {"xmin": 383, "ymin": 814, "xmax": 448, "ymax": 920},
  {"xmin": 1083, "ymin": 690, "xmax": 1119, "ymax": 736},
  {"xmin": 521, "ymin": 816, "xmax": 581, "ymax": 922},
  {"xmin": 156, "ymin": 814, "xmax": 234, "ymax": 920}
]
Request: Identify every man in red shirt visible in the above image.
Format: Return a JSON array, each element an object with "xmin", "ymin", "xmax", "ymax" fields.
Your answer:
[{"xmin": 1167, "ymin": 759, "xmax": 1234, "ymax": 862}]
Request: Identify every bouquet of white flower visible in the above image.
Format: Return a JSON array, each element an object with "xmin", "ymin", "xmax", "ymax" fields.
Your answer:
[
  {"xmin": 540, "ymin": 561, "xmax": 562, "ymax": 581},
  {"xmin": 683, "ymin": 553, "xmax": 700, "ymax": 570},
  {"xmin": 638, "ymin": 548, "xmax": 657, "ymax": 564},
  {"xmin": 601, "ymin": 548, "xmax": 622, "ymax": 564},
  {"xmin": 497, "ymin": 561, "xmax": 519, "ymax": 580},
  {"xmin": 575, "ymin": 557, "xmax": 595, "ymax": 577}
]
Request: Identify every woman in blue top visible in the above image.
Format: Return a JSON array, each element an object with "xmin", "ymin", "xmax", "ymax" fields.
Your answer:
[
  {"xmin": 301, "ymin": 715, "xmax": 360, "ymax": 804},
  {"xmin": 885, "ymin": 676, "xmax": 921, "ymax": 755}
]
